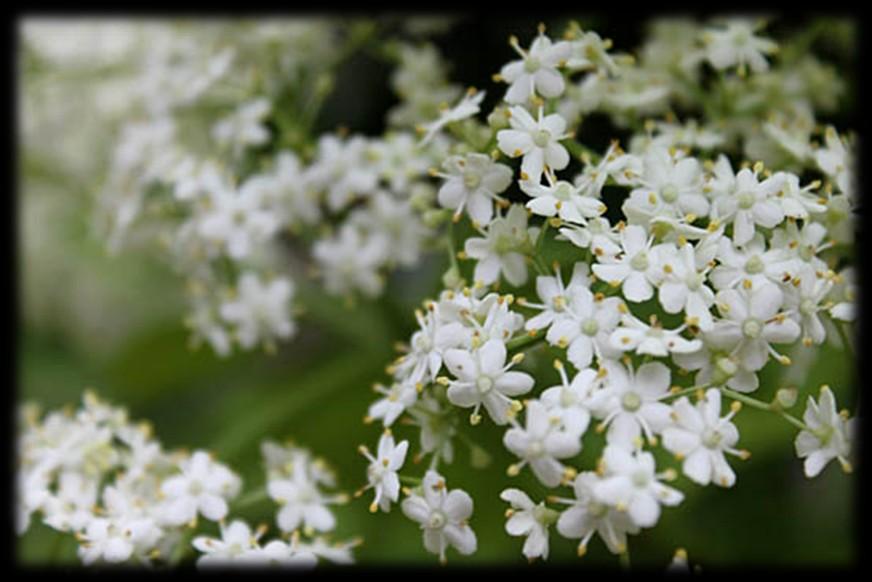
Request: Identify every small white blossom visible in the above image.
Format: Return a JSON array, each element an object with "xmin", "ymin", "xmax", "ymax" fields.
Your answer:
[
  {"xmin": 497, "ymin": 106, "xmax": 570, "ymax": 184},
  {"xmin": 500, "ymin": 488, "xmax": 558, "ymax": 560},
  {"xmin": 435, "ymin": 153, "xmax": 513, "ymax": 225},
  {"xmin": 662, "ymin": 389, "xmax": 745, "ymax": 487},
  {"xmin": 594, "ymin": 445, "xmax": 683, "ymax": 528},
  {"xmin": 443, "ymin": 338, "xmax": 534, "ymax": 425},
  {"xmin": 795, "ymin": 385, "xmax": 855, "ymax": 477},
  {"xmin": 503, "ymin": 399, "xmax": 580, "ymax": 487},
  {"xmin": 500, "ymin": 32, "xmax": 571, "ymax": 104},
  {"xmin": 401, "ymin": 471, "xmax": 476, "ymax": 563},
  {"xmin": 359, "ymin": 430, "xmax": 408, "ymax": 513}
]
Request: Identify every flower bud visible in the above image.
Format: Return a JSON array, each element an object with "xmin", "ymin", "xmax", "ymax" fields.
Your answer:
[
  {"xmin": 710, "ymin": 356, "xmax": 738, "ymax": 386},
  {"xmin": 442, "ymin": 265, "xmax": 464, "ymax": 290},
  {"xmin": 423, "ymin": 209, "xmax": 450, "ymax": 228},
  {"xmin": 774, "ymin": 387, "xmax": 798, "ymax": 409},
  {"xmin": 487, "ymin": 106, "xmax": 511, "ymax": 131}
]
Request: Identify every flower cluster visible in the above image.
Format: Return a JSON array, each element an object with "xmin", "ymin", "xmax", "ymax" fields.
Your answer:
[
  {"xmin": 16, "ymin": 392, "xmax": 357, "ymax": 568},
  {"xmin": 24, "ymin": 21, "xmax": 467, "ymax": 356},
  {"xmin": 360, "ymin": 18, "xmax": 857, "ymax": 565}
]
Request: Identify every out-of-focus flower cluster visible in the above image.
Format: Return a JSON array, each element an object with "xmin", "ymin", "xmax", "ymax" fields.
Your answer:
[
  {"xmin": 357, "ymin": 17, "xmax": 858, "ymax": 565},
  {"xmin": 16, "ymin": 392, "xmax": 357, "ymax": 568}
]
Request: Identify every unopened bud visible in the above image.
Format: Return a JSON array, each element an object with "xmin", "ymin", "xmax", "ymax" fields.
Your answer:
[{"xmin": 775, "ymin": 387, "xmax": 798, "ymax": 409}]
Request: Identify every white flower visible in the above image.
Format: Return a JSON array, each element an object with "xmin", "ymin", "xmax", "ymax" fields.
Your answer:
[
  {"xmin": 539, "ymin": 361, "xmax": 598, "ymax": 438},
  {"xmin": 709, "ymin": 233, "xmax": 797, "ymax": 292},
  {"xmin": 255, "ymin": 539, "xmax": 319, "ymax": 568},
  {"xmin": 574, "ymin": 142, "xmax": 641, "ymax": 199},
  {"xmin": 795, "ymin": 385, "xmax": 855, "ymax": 477},
  {"xmin": 522, "ymin": 262, "xmax": 591, "ymax": 333},
  {"xmin": 219, "ymin": 273, "xmax": 295, "ymax": 350},
  {"xmin": 497, "ymin": 106, "xmax": 570, "ymax": 183},
  {"xmin": 312, "ymin": 224, "xmax": 387, "ymax": 298},
  {"xmin": 703, "ymin": 19, "xmax": 777, "ymax": 74},
  {"xmin": 192, "ymin": 520, "xmax": 264, "ymax": 567},
  {"xmin": 770, "ymin": 171, "xmax": 826, "ymax": 220},
  {"xmin": 566, "ymin": 29, "xmax": 619, "ymax": 74},
  {"xmin": 656, "ymin": 242, "xmax": 716, "ymax": 329},
  {"xmin": 708, "ymin": 283, "xmax": 800, "ymax": 372},
  {"xmin": 594, "ymin": 445, "xmax": 684, "ymax": 528},
  {"xmin": 41, "ymin": 471, "xmax": 99, "ymax": 532},
  {"xmin": 500, "ymin": 488, "xmax": 559, "ymax": 560},
  {"xmin": 589, "ymin": 361, "xmax": 674, "ymax": 446},
  {"xmin": 662, "ymin": 389, "xmax": 745, "ymax": 487},
  {"xmin": 212, "ymin": 97, "xmax": 271, "ymax": 152},
  {"xmin": 545, "ymin": 281, "xmax": 623, "ymax": 369},
  {"xmin": 609, "ymin": 315, "xmax": 702, "ymax": 357},
  {"xmin": 401, "ymin": 470, "xmax": 476, "ymax": 563},
  {"xmin": 783, "ymin": 266, "xmax": 834, "ymax": 346},
  {"xmin": 712, "ymin": 161, "xmax": 784, "ymax": 246},
  {"xmin": 503, "ymin": 399, "xmax": 580, "ymax": 487},
  {"xmin": 592, "ymin": 225, "xmax": 668, "ymax": 303},
  {"xmin": 622, "ymin": 147, "xmax": 708, "ymax": 230},
  {"xmin": 520, "ymin": 177, "xmax": 606, "ymax": 223},
  {"xmin": 435, "ymin": 153, "xmax": 513, "ymax": 225},
  {"xmin": 555, "ymin": 471, "xmax": 639, "ymax": 556},
  {"xmin": 77, "ymin": 517, "xmax": 138, "ymax": 565},
  {"xmin": 558, "ymin": 216, "xmax": 621, "ymax": 257},
  {"xmin": 196, "ymin": 181, "xmax": 280, "ymax": 260},
  {"xmin": 268, "ymin": 465, "xmax": 343, "ymax": 534},
  {"xmin": 672, "ymin": 336, "xmax": 759, "ymax": 393},
  {"xmin": 367, "ymin": 382, "xmax": 418, "ymax": 427},
  {"xmin": 350, "ymin": 191, "xmax": 428, "ymax": 268},
  {"xmin": 418, "ymin": 89, "xmax": 485, "ymax": 145},
  {"xmin": 359, "ymin": 430, "xmax": 408, "ymax": 513},
  {"xmin": 393, "ymin": 305, "xmax": 467, "ymax": 386},
  {"xmin": 159, "ymin": 451, "xmax": 241, "ymax": 527},
  {"xmin": 308, "ymin": 134, "xmax": 378, "ymax": 211},
  {"xmin": 443, "ymin": 338, "xmax": 534, "ymax": 425},
  {"xmin": 815, "ymin": 126, "xmax": 854, "ymax": 200},
  {"xmin": 463, "ymin": 204, "xmax": 533, "ymax": 287},
  {"xmin": 770, "ymin": 220, "xmax": 832, "ymax": 272},
  {"xmin": 500, "ymin": 32, "xmax": 571, "ymax": 104},
  {"xmin": 269, "ymin": 150, "xmax": 322, "ymax": 226}
]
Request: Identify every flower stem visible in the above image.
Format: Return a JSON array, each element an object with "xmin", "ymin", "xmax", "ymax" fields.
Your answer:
[
  {"xmin": 506, "ymin": 333, "xmax": 545, "ymax": 353},
  {"xmin": 233, "ymin": 487, "xmax": 269, "ymax": 510},
  {"xmin": 718, "ymin": 387, "xmax": 810, "ymax": 431}
]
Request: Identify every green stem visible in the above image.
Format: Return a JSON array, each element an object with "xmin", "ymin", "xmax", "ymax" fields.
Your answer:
[
  {"xmin": 836, "ymin": 321, "xmax": 854, "ymax": 359},
  {"xmin": 399, "ymin": 474, "xmax": 422, "ymax": 486},
  {"xmin": 233, "ymin": 487, "xmax": 269, "ymax": 510},
  {"xmin": 718, "ymin": 387, "xmax": 810, "ymax": 432},
  {"xmin": 618, "ymin": 549, "xmax": 631, "ymax": 570},
  {"xmin": 506, "ymin": 333, "xmax": 546, "ymax": 353},
  {"xmin": 563, "ymin": 139, "xmax": 601, "ymax": 164},
  {"xmin": 663, "ymin": 383, "xmax": 710, "ymax": 400}
]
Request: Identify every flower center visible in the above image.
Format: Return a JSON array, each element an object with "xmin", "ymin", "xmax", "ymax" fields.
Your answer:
[
  {"xmin": 581, "ymin": 318, "xmax": 599, "ymax": 336},
  {"xmin": 588, "ymin": 501, "xmax": 608, "ymax": 518},
  {"xmin": 630, "ymin": 251, "xmax": 649, "ymax": 271},
  {"xmin": 745, "ymin": 255, "xmax": 764, "ymax": 274},
  {"xmin": 742, "ymin": 318, "xmax": 763, "ymax": 339},
  {"xmin": 702, "ymin": 428, "xmax": 723, "ymax": 449},
  {"xmin": 661, "ymin": 184, "xmax": 679, "ymax": 204},
  {"xmin": 477, "ymin": 376, "xmax": 494, "ymax": 394},
  {"xmin": 463, "ymin": 170, "xmax": 481, "ymax": 190},
  {"xmin": 632, "ymin": 469, "xmax": 650, "ymax": 487},
  {"xmin": 686, "ymin": 272, "xmax": 704, "ymax": 291},
  {"xmin": 737, "ymin": 191, "xmax": 755, "ymax": 210},
  {"xmin": 493, "ymin": 233, "xmax": 516, "ymax": 254},
  {"xmin": 188, "ymin": 480, "xmax": 204, "ymax": 496},
  {"xmin": 524, "ymin": 56, "xmax": 541, "ymax": 73},
  {"xmin": 800, "ymin": 298, "xmax": 817, "ymax": 315},
  {"xmin": 428, "ymin": 510, "xmax": 447, "ymax": 529},
  {"xmin": 554, "ymin": 182, "xmax": 573, "ymax": 200},
  {"xmin": 799, "ymin": 244, "xmax": 816, "ymax": 262},
  {"xmin": 560, "ymin": 388, "xmax": 577, "ymax": 408},
  {"xmin": 621, "ymin": 391, "xmax": 642, "ymax": 412},
  {"xmin": 533, "ymin": 129, "xmax": 552, "ymax": 148},
  {"xmin": 528, "ymin": 440, "xmax": 545, "ymax": 457}
]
